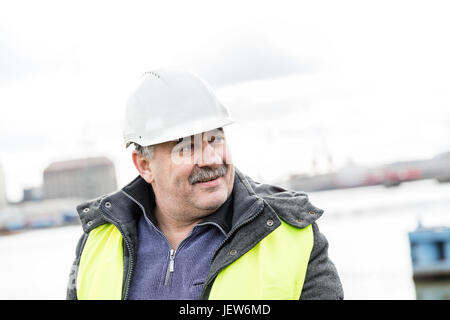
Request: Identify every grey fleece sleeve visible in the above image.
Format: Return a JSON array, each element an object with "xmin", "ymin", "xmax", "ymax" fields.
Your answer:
[{"xmin": 300, "ymin": 222, "xmax": 344, "ymax": 300}]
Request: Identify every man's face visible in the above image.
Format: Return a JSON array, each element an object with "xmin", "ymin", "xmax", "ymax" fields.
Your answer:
[{"xmin": 148, "ymin": 128, "xmax": 234, "ymax": 217}]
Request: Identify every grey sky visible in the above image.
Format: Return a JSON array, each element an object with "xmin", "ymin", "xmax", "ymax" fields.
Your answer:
[
  {"xmin": 178, "ymin": 27, "xmax": 319, "ymax": 87},
  {"xmin": 1, "ymin": 0, "xmax": 450, "ymax": 201}
]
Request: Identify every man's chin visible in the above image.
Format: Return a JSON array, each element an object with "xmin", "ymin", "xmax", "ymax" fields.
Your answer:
[{"xmin": 193, "ymin": 192, "xmax": 228, "ymax": 212}]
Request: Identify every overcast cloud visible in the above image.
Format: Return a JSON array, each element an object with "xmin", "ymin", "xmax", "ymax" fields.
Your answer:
[
  {"xmin": 1, "ymin": 0, "xmax": 450, "ymax": 201},
  {"xmin": 177, "ymin": 27, "xmax": 319, "ymax": 87}
]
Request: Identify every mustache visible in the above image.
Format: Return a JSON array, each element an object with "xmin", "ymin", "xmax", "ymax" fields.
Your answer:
[{"xmin": 188, "ymin": 165, "xmax": 227, "ymax": 185}]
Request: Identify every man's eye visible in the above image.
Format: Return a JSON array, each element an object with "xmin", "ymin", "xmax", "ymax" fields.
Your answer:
[
  {"xmin": 208, "ymin": 136, "xmax": 224, "ymax": 144},
  {"xmin": 180, "ymin": 143, "xmax": 194, "ymax": 153}
]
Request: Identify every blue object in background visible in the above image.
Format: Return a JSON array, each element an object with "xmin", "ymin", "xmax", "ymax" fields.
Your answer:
[
  {"xmin": 61, "ymin": 210, "xmax": 80, "ymax": 225},
  {"xmin": 409, "ymin": 225, "xmax": 450, "ymax": 278},
  {"xmin": 408, "ymin": 223, "xmax": 450, "ymax": 299}
]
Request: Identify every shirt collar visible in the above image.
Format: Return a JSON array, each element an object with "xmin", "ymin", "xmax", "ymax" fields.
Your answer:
[{"xmin": 198, "ymin": 191, "xmax": 233, "ymax": 235}]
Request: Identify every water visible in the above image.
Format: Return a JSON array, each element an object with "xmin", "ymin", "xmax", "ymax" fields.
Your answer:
[
  {"xmin": 0, "ymin": 225, "xmax": 81, "ymax": 299},
  {"xmin": 0, "ymin": 179, "xmax": 449, "ymax": 299}
]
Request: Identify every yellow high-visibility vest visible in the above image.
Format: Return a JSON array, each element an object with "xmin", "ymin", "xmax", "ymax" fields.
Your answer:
[{"xmin": 76, "ymin": 220, "xmax": 313, "ymax": 300}]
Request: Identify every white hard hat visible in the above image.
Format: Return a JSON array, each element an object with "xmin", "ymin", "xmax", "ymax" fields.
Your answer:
[{"xmin": 123, "ymin": 68, "xmax": 234, "ymax": 148}]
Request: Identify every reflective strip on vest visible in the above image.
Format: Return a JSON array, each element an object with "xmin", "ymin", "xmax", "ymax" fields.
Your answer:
[
  {"xmin": 209, "ymin": 221, "xmax": 313, "ymax": 300},
  {"xmin": 77, "ymin": 224, "xmax": 124, "ymax": 300},
  {"xmin": 76, "ymin": 220, "xmax": 313, "ymax": 300}
]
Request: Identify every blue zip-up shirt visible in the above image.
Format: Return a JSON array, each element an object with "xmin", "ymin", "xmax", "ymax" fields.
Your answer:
[{"xmin": 128, "ymin": 194, "xmax": 233, "ymax": 300}]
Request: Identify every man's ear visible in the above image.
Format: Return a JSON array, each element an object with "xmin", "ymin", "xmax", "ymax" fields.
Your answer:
[{"xmin": 132, "ymin": 151, "xmax": 155, "ymax": 184}]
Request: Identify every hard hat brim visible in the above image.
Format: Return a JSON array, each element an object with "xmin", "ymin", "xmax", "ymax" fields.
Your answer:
[{"xmin": 124, "ymin": 117, "xmax": 234, "ymax": 148}]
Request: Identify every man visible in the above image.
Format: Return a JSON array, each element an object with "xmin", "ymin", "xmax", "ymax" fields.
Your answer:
[{"xmin": 66, "ymin": 68, "xmax": 343, "ymax": 300}]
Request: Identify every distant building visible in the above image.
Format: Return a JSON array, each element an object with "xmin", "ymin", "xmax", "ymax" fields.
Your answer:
[
  {"xmin": 0, "ymin": 162, "xmax": 7, "ymax": 208},
  {"xmin": 23, "ymin": 187, "xmax": 43, "ymax": 202},
  {"xmin": 43, "ymin": 157, "xmax": 117, "ymax": 200}
]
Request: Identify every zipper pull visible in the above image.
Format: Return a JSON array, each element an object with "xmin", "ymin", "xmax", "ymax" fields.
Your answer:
[{"xmin": 169, "ymin": 249, "xmax": 175, "ymax": 272}]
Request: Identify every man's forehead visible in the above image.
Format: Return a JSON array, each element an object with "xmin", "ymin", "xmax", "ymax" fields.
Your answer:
[{"xmin": 169, "ymin": 128, "xmax": 224, "ymax": 143}]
